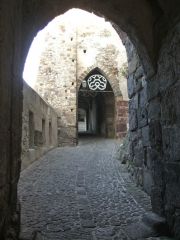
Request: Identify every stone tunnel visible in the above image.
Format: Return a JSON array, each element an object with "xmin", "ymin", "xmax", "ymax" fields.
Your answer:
[{"xmin": 1, "ymin": 0, "xmax": 180, "ymax": 239}]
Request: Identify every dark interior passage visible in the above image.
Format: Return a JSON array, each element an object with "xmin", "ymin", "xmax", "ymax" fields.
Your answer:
[
  {"xmin": 78, "ymin": 69, "xmax": 116, "ymax": 138},
  {"xmin": 78, "ymin": 88, "xmax": 115, "ymax": 138}
]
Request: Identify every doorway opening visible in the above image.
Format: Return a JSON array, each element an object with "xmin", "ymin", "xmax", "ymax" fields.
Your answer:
[{"xmin": 78, "ymin": 68, "xmax": 115, "ymax": 138}]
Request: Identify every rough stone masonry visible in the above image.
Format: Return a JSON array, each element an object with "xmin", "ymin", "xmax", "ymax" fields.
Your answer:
[
  {"xmin": 33, "ymin": 10, "xmax": 129, "ymax": 146},
  {"xmin": 1, "ymin": 1, "xmax": 180, "ymax": 239}
]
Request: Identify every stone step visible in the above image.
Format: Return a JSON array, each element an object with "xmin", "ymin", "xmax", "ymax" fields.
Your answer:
[
  {"xmin": 124, "ymin": 221, "xmax": 157, "ymax": 239},
  {"xmin": 124, "ymin": 211, "xmax": 173, "ymax": 240},
  {"xmin": 142, "ymin": 212, "xmax": 170, "ymax": 236}
]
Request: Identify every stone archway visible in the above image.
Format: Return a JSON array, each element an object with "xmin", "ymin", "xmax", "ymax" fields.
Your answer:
[
  {"xmin": 22, "ymin": 1, "xmax": 158, "ymax": 77},
  {"xmin": 78, "ymin": 68, "xmax": 116, "ymax": 138},
  {"xmin": 31, "ymin": 11, "xmax": 129, "ymax": 146},
  {"xmin": 78, "ymin": 65, "xmax": 122, "ymax": 97},
  {"xmin": 78, "ymin": 67, "xmax": 128, "ymax": 139},
  {"xmin": 0, "ymin": 3, "xmax": 157, "ymax": 238},
  {"xmin": 2, "ymin": 1, "xmax": 180, "ymax": 239}
]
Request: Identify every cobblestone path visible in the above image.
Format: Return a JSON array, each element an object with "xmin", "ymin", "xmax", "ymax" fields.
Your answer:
[{"xmin": 18, "ymin": 138, "xmax": 152, "ymax": 240}]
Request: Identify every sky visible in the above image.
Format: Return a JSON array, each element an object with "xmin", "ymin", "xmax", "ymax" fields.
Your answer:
[{"xmin": 23, "ymin": 31, "xmax": 46, "ymax": 87}]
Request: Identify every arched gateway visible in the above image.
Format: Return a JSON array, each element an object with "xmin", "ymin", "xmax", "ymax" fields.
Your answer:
[
  {"xmin": 30, "ymin": 12, "xmax": 129, "ymax": 146},
  {"xmin": 2, "ymin": 0, "xmax": 180, "ymax": 239},
  {"xmin": 78, "ymin": 68, "xmax": 128, "ymax": 138}
]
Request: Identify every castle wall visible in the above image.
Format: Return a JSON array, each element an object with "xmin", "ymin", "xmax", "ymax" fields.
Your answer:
[
  {"xmin": 21, "ymin": 82, "xmax": 58, "ymax": 169},
  {"xmin": 33, "ymin": 12, "xmax": 128, "ymax": 145}
]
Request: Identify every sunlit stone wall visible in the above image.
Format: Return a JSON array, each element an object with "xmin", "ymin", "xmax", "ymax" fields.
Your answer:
[
  {"xmin": 21, "ymin": 82, "xmax": 58, "ymax": 169},
  {"xmin": 32, "ymin": 10, "xmax": 128, "ymax": 146}
]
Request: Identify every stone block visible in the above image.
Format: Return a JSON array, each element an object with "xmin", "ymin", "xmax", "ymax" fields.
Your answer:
[
  {"xmin": 139, "ymin": 83, "xmax": 147, "ymax": 108},
  {"xmin": 133, "ymin": 140, "xmax": 144, "ymax": 167},
  {"xmin": 130, "ymin": 129, "xmax": 142, "ymax": 143},
  {"xmin": 129, "ymin": 109, "xmax": 138, "ymax": 131},
  {"xmin": 164, "ymin": 162, "xmax": 180, "ymax": 186},
  {"xmin": 142, "ymin": 212, "xmax": 169, "ymax": 236},
  {"xmin": 146, "ymin": 147, "xmax": 158, "ymax": 169},
  {"xmin": 143, "ymin": 168, "xmax": 154, "ymax": 195},
  {"xmin": 161, "ymin": 81, "xmax": 180, "ymax": 127},
  {"xmin": 129, "ymin": 94, "xmax": 138, "ymax": 110},
  {"xmin": 161, "ymin": 91, "xmax": 176, "ymax": 127},
  {"xmin": 117, "ymin": 108, "xmax": 128, "ymax": 117},
  {"xmin": 116, "ymin": 123, "xmax": 127, "ymax": 132},
  {"xmin": 158, "ymin": 51, "xmax": 177, "ymax": 93},
  {"xmin": 125, "ymin": 38, "xmax": 134, "ymax": 60},
  {"xmin": 151, "ymin": 186, "xmax": 164, "ymax": 215},
  {"xmin": 162, "ymin": 127, "xmax": 180, "ymax": 162},
  {"xmin": 135, "ymin": 65, "xmax": 144, "ymax": 79},
  {"xmin": 147, "ymin": 76, "xmax": 159, "ymax": 101},
  {"xmin": 128, "ymin": 51, "xmax": 140, "ymax": 75},
  {"xmin": 148, "ymin": 98, "xmax": 161, "ymax": 121},
  {"xmin": 116, "ymin": 100, "xmax": 128, "ymax": 107},
  {"xmin": 135, "ymin": 76, "xmax": 144, "ymax": 92},
  {"xmin": 149, "ymin": 120, "xmax": 162, "ymax": 150},
  {"xmin": 170, "ymin": 129, "xmax": 180, "ymax": 162},
  {"xmin": 142, "ymin": 125, "xmax": 150, "ymax": 147},
  {"xmin": 151, "ymin": 159, "xmax": 164, "ymax": 188},
  {"xmin": 127, "ymin": 74, "xmax": 136, "ymax": 98},
  {"xmin": 138, "ymin": 167, "xmax": 143, "ymax": 186},
  {"xmin": 138, "ymin": 107, "xmax": 148, "ymax": 128},
  {"xmin": 124, "ymin": 221, "xmax": 155, "ymax": 240}
]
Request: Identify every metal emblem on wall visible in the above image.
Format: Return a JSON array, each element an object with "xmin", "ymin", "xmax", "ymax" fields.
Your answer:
[{"xmin": 87, "ymin": 74, "xmax": 107, "ymax": 91}]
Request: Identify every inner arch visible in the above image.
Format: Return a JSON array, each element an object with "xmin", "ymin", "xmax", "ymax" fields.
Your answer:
[{"xmin": 78, "ymin": 68, "xmax": 116, "ymax": 138}]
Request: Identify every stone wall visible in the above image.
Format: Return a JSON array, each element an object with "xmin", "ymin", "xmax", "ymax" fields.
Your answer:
[
  {"xmin": 33, "ymin": 11, "xmax": 128, "ymax": 146},
  {"xmin": 0, "ymin": 1, "xmax": 22, "ymax": 239},
  {"xmin": 123, "ymin": 23, "xmax": 180, "ymax": 237},
  {"xmin": 122, "ymin": 34, "xmax": 150, "ymax": 193},
  {"xmin": 149, "ymin": 23, "xmax": 180, "ymax": 237},
  {"xmin": 21, "ymin": 82, "xmax": 58, "ymax": 170},
  {"xmin": 1, "ymin": 1, "xmax": 180, "ymax": 239},
  {"xmin": 35, "ymin": 18, "xmax": 77, "ymax": 146}
]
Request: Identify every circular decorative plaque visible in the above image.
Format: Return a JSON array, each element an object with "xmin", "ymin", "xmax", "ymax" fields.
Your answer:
[{"xmin": 87, "ymin": 74, "xmax": 107, "ymax": 91}]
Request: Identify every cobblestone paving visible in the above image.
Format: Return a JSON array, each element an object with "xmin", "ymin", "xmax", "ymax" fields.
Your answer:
[{"xmin": 18, "ymin": 138, "xmax": 152, "ymax": 240}]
